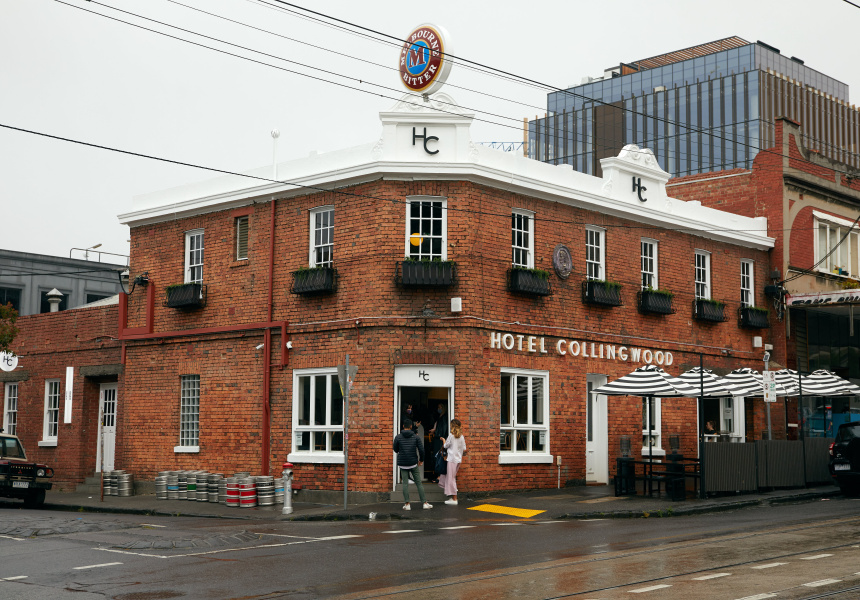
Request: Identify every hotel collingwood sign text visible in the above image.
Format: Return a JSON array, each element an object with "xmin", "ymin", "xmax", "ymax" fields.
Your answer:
[{"xmin": 489, "ymin": 332, "xmax": 674, "ymax": 366}]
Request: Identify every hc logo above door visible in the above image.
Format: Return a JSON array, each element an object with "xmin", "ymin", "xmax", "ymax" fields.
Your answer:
[
  {"xmin": 413, "ymin": 127, "xmax": 439, "ymax": 155},
  {"xmin": 632, "ymin": 177, "xmax": 647, "ymax": 202}
]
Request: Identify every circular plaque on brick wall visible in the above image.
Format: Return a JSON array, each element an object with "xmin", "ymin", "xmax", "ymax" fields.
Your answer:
[{"xmin": 552, "ymin": 244, "xmax": 572, "ymax": 279}]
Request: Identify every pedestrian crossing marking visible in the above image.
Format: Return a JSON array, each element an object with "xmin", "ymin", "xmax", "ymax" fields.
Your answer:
[
  {"xmin": 804, "ymin": 579, "xmax": 841, "ymax": 587},
  {"xmin": 467, "ymin": 504, "xmax": 545, "ymax": 518},
  {"xmin": 629, "ymin": 583, "xmax": 671, "ymax": 593}
]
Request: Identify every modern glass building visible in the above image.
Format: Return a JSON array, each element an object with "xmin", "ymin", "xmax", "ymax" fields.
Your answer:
[{"xmin": 527, "ymin": 37, "xmax": 860, "ymax": 177}]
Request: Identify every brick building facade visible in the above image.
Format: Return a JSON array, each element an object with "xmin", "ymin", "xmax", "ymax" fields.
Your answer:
[{"xmin": 104, "ymin": 94, "xmax": 774, "ymax": 499}]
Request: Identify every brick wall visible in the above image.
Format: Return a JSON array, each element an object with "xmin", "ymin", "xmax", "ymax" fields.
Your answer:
[{"xmin": 6, "ymin": 305, "xmax": 120, "ymax": 488}]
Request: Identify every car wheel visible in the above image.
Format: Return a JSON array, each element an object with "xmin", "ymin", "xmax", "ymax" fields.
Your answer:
[{"xmin": 23, "ymin": 489, "xmax": 46, "ymax": 508}]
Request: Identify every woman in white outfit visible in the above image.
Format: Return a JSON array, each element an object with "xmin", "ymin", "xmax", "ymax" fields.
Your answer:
[{"xmin": 438, "ymin": 418, "xmax": 466, "ymax": 505}]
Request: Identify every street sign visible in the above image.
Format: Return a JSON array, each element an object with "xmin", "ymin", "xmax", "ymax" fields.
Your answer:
[
  {"xmin": 762, "ymin": 370, "xmax": 777, "ymax": 403},
  {"xmin": 0, "ymin": 351, "xmax": 18, "ymax": 372},
  {"xmin": 337, "ymin": 364, "xmax": 358, "ymax": 394}
]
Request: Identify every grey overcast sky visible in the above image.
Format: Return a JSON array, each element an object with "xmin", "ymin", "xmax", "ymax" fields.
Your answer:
[{"xmin": 2, "ymin": 0, "xmax": 858, "ymax": 262}]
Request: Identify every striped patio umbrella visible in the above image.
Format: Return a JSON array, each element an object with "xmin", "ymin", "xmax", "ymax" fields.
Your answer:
[
  {"xmin": 772, "ymin": 369, "xmax": 816, "ymax": 396},
  {"xmin": 591, "ymin": 364, "xmax": 700, "ymax": 398},
  {"xmin": 802, "ymin": 369, "xmax": 860, "ymax": 396},
  {"xmin": 721, "ymin": 368, "xmax": 793, "ymax": 398},
  {"xmin": 591, "ymin": 365, "xmax": 699, "ymax": 462},
  {"xmin": 678, "ymin": 367, "xmax": 745, "ymax": 398}
]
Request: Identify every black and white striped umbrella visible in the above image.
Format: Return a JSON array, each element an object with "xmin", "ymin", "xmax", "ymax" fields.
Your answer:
[
  {"xmin": 678, "ymin": 367, "xmax": 745, "ymax": 397},
  {"xmin": 591, "ymin": 365, "xmax": 700, "ymax": 398},
  {"xmin": 772, "ymin": 369, "xmax": 816, "ymax": 396},
  {"xmin": 721, "ymin": 367, "xmax": 793, "ymax": 397},
  {"xmin": 802, "ymin": 369, "xmax": 860, "ymax": 396}
]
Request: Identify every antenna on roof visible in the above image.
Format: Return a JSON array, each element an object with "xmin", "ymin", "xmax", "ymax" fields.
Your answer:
[{"xmin": 271, "ymin": 129, "xmax": 280, "ymax": 181}]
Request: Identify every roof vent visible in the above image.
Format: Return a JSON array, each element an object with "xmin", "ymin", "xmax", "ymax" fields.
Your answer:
[
  {"xmin": 756, "ymin": 40, "xmax": 781, "ymax": 54},
  {"xmin": 790, "ymin": 56, "xmax": 804, "ymax": 65}
]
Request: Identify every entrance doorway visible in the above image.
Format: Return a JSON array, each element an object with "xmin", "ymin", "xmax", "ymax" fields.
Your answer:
[
  {"xmin": 393, "ymin": 365, "xmax": 454, "ymax": 492},
  {"xmin": 586, "ymin": 374, "xmax": 608, "ymax": 483},
  {"xmin": 97, "ymin": 383, "xmax": 117, "ymax": 472}
]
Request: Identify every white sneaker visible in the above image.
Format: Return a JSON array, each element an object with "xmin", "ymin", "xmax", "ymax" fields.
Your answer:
[
  {"xmin": 402, "ymin": 503, "xmax": 411, "ymax": 510},
  {"xmin": 444, "ymin": 499, "xmax": 458, "ymax": 505},
  {"xmin": 422, "ymin": 502, "xmax": 433, "ymax": 509}
]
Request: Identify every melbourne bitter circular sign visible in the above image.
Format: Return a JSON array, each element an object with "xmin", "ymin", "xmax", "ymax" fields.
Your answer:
[{"xmin": 399, "ymin": 24, "xmax": 452, "ymax": 95}]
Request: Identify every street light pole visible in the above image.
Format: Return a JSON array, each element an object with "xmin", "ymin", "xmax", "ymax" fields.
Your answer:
[{"xmin": 764, "ymin": 351, "xmax": 772, "ymax": 441}]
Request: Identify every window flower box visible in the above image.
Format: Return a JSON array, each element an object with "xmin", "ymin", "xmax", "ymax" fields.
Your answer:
[
  {"xmin": 637, "ymin": 289, "xmax": 674, "ymax": 315},
  {"xmin": 292, "ymin": 267, "xmax": 336, "ymax": 295},
  {"xmin": 582, "ymin": 280, "xmax": 622, "ymax": 306},
  {"xmin": 165, "ymin": 283, "xmax": 205, "ymax": 309},
  {"xmin": 693, "ymin": 298, "xmax": 727, "ymax": 322},
  {"xmin": 739, "ymin": 306, "xmax": 770, "ymax": 329},
  {"xmin": 509, "ymin": 268, "xmax": 551, "ymax": 296},
  {"xmin": 399, "ymin": 260, "xmax": 455, "ymax": 287}
]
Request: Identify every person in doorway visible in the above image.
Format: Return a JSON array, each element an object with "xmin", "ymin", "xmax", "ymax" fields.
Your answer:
[
  {"xmin": 705, "ymin": 420, "xmax": 717, "ymax": 440},
  {"xmin": 393, "ymin": 418, "xmax": 432, "ymax": 510},
  {"xmin": 428, "ymin": 402, "xmax": 448, "ymax": 483},
  {"xmin": 401, "ymin": 404, "xmax": 420, "ymax": 433},
  {"xmin": 438, "ymin": 418, "xmax": 466, "ymax": 505}
]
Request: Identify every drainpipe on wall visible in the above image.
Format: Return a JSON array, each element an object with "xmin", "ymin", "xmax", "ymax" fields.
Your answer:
[{"xmin": 262, "ymin": 199, "xmax": 276, "ymax": 476}]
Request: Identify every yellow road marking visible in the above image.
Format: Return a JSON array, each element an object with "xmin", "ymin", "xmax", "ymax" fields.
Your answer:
[{"xmin": 467, "ymin": 504, "xmax": 545, "ymax": 518}]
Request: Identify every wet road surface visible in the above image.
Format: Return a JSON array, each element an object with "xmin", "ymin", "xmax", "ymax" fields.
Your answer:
[{"xmin": 1, "ymin": 496, "xmax": 859, "ymax": 599}]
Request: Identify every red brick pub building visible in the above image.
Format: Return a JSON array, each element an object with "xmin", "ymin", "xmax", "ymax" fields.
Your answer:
[{"xmin": 7, "ymin": 95, "xmax": 776, "ymax": 497}]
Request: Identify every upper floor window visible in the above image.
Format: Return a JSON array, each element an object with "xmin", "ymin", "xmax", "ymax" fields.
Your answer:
[
  {"xmin": 310, "ymin": 206, "xmax": 334, "ymax": 267},
  {"xmin": 178, "ymin": 375, "xmax": 200, "ymax": 450},
  {"xmin": 43, "ymin": 379, "xmax": 60, "ymax": 442},
  {"xmin": 406, "ymin": 197, "xmax": 447, "ymax": 260},
  {"xmin": 235, "ymin": 216, "xmax": 249, "ymax": 261},
  {"xmin": 585, "ymin": 226, "xmax": 605, "ymax": 280},
  {"xmin": 290, "ymin": 369, "xmax": 344, "ymax": 463},
  {"xmin": 740, "ymin": 259, "xmax": 754, "ymax": 307},
  {"xmin": 641, "ymin": 238, "xmax": 658, "ymax": 289},
  {"xmin": 0, "ymin": 287, "xmax": 22, "ymax": 313},
  {"xmin": 3, "ymin": 382, "xmax": 18, "ymax": 436},
  {"xmin": 511, "ymin": 210, "xmax": 534, "ymax": 268},
  {"xmin": 185, "ymin": 229, "xmax": 204, "ymax": 284},
  {"xmin": 814, "ymin": 211, "xmax": 859, "ymax": 277},
  {"xmin": 695, "ymin": 250, "xmax": 711, "ymax": 299},
  {"xmin": 500, "ymin": 369, "xmax": 551, "ymax": 464}
]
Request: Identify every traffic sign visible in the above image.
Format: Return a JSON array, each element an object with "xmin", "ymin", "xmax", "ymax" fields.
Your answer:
[
  {"xmin": 762, "ymin": 370, "xmax": 777, "ymax": 403},
  {"xmin": 337, "ymin": 364, "xmax": 358, "ymax": 395}
]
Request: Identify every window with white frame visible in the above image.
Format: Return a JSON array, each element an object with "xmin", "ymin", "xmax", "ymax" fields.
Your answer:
[
  {"xmin": 695, "ymin": 250, "xmax": 711, "ymax": 299},
  {"xmin": 43, "ymin": 379, "xmax": 60, "ymax": 442},
  {"xmin": 290, "ymin": 369, "xmax": 344, "ymax": 462},
  {"xmin": 500, "ymin": 369, "xmax": 551, "ymax": 463},
  {"xmin": 405, "ymin": 196, "xmax": 446, "ymax": 260},
  {"xmin": 309, "ymin": 206, "xmax": 334, "ymax": 267},
  {"xmin": 641, "ymin": 238, "xmax": 658, "ymax": 289},
  {"xmin": 511, "ymin": 209, "xmax": 534, "ymax": 268},
  {"xmin": 585, "ymin": 226, "xmax": 605, "ymax": 280},
  {"xmin": 235, "ymin": 216, "xmax": 249, "ymax": 261},
  {"xmin": 178, "ymin": 375, "xmax": 200, "ymax": 449},
  {"xmin": 814, "ymin": 211, "xmax": 860, "ymax": 277},
  {"xmin": 184, "ymin": 229, "xmax": 204, "ymax": 284},
  {"xmin": 3, "ymin": 382, "xmax": 18, "ymax": 435},
  {"xmin": 641, "ymin": 398, "xmax": 662, "ymax": 455},
  {"xmin": 740, "ymin": 259, "xmax": 754, "ymax": 307}
]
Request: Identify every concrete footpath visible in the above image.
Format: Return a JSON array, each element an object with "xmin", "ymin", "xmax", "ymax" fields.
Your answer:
[{"xmin": 21, "ymin": 483, "xmax": 843, "ymax": 522}]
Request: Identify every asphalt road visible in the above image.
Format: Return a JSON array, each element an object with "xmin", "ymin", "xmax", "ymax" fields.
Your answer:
[{"xmin": 1, "ymin": 496, "xmax": 859, "ymax": 599}]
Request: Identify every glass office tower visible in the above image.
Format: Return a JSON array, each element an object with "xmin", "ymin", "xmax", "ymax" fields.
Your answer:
[{"xmin": 527, "ymin": 37, "xmax": 859, "ymax": 177}]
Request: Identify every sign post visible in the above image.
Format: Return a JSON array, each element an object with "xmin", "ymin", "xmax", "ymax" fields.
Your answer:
[
  {"xmin": 337, "ymin": 357, "xmax": 358, "ymax": 510},
  {"xmin": 763, "ymin": 366, "xmax": 776, "ymax": 441}
]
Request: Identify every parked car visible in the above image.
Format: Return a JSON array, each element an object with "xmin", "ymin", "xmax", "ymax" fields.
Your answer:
[
  {"xmin": 829, "ymin": 421, "xmax": 860, "ymax": 496},
  {"xmin": 0, "ymin": 432, "xmax": 54, "ymax": 507}
]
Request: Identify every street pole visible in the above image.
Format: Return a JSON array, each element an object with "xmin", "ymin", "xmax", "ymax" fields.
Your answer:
[
  {"xmin": 344, "ymin": 353, "xmax": 349, "ymax": 511},
  {"xmin": 764, "ymin": 353, "xmax": 772, "ymax": 441}
]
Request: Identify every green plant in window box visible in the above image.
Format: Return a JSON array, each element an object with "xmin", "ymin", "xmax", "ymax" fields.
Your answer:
[
  {"xmin": 509, "ymin": 266, "xmax": 551, "ymax": 296},
  {"xmin": 165, "ymin": 282, "xmax": 204, "ymax": 309},
  {"xmin": 638, "ymin": 287, "xmax": 675, "ymax": 315},
  {"xmin": 292, "ymin": 265, "xmax": 336, "ymax": 295},
  {"xmin": 694, "ymin": 298, "xmax": 727, "ymax": 322},
  {"xmin": 582, "ymin": 279, "xmax": 622, "ymax": 306},
  {"xmin": 739, "ymin": 305, "xmax": 769, "ymax": 329},
  {"xmin": 400, "ymin": 257, "xmax": 455, "ymax": 286}
]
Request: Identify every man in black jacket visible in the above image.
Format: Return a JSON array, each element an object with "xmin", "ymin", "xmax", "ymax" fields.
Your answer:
[{"xmin": 393, "ymin": 419, "xmax": 432, "ymax": 510}]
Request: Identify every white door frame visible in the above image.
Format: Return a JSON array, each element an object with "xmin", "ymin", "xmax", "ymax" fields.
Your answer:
[
  {"xmin": 392, "ymin": 365, "xmax": 454, "ymax": 490},
  {"xmin": 96, "ymin": 383, "xmax": 117, "ymax": 473},
  {"xmin": 586, "ymin": 374, "xmax": 609, "ymax": 483}
]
